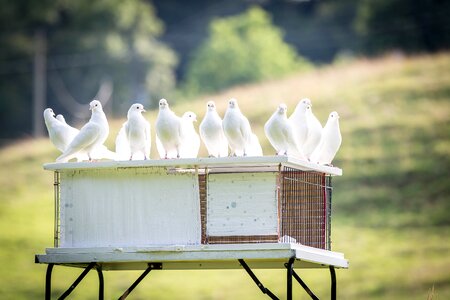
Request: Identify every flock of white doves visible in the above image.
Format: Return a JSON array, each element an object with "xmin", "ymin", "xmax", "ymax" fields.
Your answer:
[{"xmin": 44, "ymin": 98, "xmax": 341, "ymax": 166}]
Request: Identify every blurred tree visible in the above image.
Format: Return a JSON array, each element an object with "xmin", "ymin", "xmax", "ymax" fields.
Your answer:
[
  {"xmin": 355, "ymin": 0, "xmax": 450, "ymax": 54},
  {"xmin": 183, "ymin": 6, "xmax": 312, "ymax": 94},
  {"xmin": 0, "ymin": 0, "xmax": 177, "ymax": 140}
]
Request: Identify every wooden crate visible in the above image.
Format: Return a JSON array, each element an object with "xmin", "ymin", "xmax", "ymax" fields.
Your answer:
[{"xmin": 45, "ymin": 156, "xmax": 340, "ymax": 250}]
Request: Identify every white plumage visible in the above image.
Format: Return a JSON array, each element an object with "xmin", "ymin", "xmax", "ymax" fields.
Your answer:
[
  {"xmin": 199, "ymin": 101, "xmax": 228, "ymax": 157},
  {"xmin": 179, "ymin": 111, "xmax": 200, "ymax": 158},
  {"xmin": 289, "ymin": 98, "xmax": 310, "ymax": 150},
  {"xmin": 56, "ymin": 100, "xmax": 109, "ymax": 162},
  {"xmin": 265, "ymin": 104, "xmax": 303, "ymax": 158},
  {"xmin": 310, "ymin": 111, "xmax": 342, "ymax": 165},
  {"xmin": 222, "ymin": 98, "xmax": 253, "ymax": 156},
  {"xmin": 155, "ymin": 99, "xmax": 182, "ymax": 159},
  {"xmin": 58, "ymin": 113, "xmax": 115, "ymax": 161},
  {"xmin": 43, "ymin": 108, "xmax": 77, "ymax": 153},
  {"xmin": 302, "ymin": 100, "xmax": 323, "ymax": 158},
  {"xmin": 247, "ymin": 133, "xmax": 263, "ymax": 156},
  {"xmin": 115, "ymin": 103, "xmax": 151, "ymax": 160}
]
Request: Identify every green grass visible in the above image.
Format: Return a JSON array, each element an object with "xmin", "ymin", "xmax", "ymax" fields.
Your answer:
[{"xmin": 0, "ymin": 53, "xmax": 449, "ymax": 299}]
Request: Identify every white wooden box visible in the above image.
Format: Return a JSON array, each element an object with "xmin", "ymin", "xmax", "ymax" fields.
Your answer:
[{"xmin": 44, "ymin": 156, "xmax": 341, "ymax": 249}]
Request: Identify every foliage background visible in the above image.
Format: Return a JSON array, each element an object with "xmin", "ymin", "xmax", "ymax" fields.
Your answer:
[{"xmin": 0, "ymin": 0, "xmax": 449, "ymax": 299}]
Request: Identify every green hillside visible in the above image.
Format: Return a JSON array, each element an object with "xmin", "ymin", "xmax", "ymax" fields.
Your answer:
[{"xmin": 0, "ymin": 53, "xmax": 449, "ymax": 299}]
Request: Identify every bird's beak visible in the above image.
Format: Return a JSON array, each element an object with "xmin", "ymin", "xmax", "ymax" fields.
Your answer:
[{"xmin": 142, "ymin": 109, "xmax": 146, "ymax": 112}]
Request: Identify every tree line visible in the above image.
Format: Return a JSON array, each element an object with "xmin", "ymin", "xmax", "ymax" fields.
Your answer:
[{"xmin": 0, "ymin": 0, "xmax": 449, "ymax": 141}]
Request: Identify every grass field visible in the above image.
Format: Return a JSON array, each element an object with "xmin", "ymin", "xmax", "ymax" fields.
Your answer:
[{"xmin": 0, "ymin": 52, "xmax": 449, "ymax": 299}]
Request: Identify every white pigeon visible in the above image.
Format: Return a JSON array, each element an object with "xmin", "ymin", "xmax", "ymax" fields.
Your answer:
[
  {"xmin": 56, "ymin": 100, "xmax": 109, "ymax": 162},
  {"xmin": 302, "ymin": 101, "xmax": 323, "ymax": 159},
  {"xmin": 265, "ymin": 104, "xmax": 303, "ymax": 157},
  {"xmin": 57, "ymin": 113, "xmax": 115, "ymax": 161},
  {"xmin": 43, "ymin": 108, "xmax": 76, "ymax": 153},
  {"xmin": 179, "ymin": 111, "xmax": 200, "ymax": 158},
  {"xmin": 199, "ymin": 101, "xmax": 228, "ymax": 157},
  {"xmin": 222, "ymin": 98, "xmax": 253, "ymax": 156},
  {"xmin": 155, "ymin": 98, "xmax": 183, "ymax": 159},
  {"xmin": 289, "ymin": 98, "xmax": 311, "ymax": 150},
  {"xmin": 115, "ymin": 103, "xmax": 151, "ymax": 160},
  {"xmin": 310, "ymin": 111, "xmax": 342, "ymax": 165}
]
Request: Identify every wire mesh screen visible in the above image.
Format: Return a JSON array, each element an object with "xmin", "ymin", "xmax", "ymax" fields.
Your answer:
[
  {"xmin": 199, "ymin": 173, "xmax": 208, "ymax": 244},
  {"xmin": 280, "ymin": 167, "xmax": 332, "ymax": 250}
]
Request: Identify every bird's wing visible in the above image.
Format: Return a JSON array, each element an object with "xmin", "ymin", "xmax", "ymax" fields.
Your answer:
[
  {"xmin": 70, "ymin": 123, "xmax": 100, "ymax": 151},
  {"xmin": 115, "ymin": 123, "xmax": 130, "ymax": 160},
  {"xmin": 247, "ymin": 133, "xmax": 263, "ymax": 156},
  {"xmin": 145, "ymin": 121, "xmax": 151, "ymax": 158},
  {"xmin": 155, "ymin": 135, "xmax": 166, "ymax": 159}
]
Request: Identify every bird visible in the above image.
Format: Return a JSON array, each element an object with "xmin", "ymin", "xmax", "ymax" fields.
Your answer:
[
  {"xmin": 58, "ymin": 112, "xmax": 115, "ymax": 161},
  {"xmin": 179, "ymin": 111, "xmax": 200, "ymax": 158},
  {"xmin": 43, "ymin": 108, "xmax": 77, "ymax": 153},
  {"xmin": 222, "ymin": 98, "xmax": 253, "ymax": 156},
  {"xmin": 56, "ymin": 100, "xmax": 109, "ymax": 162},
  {"xmin": 302, "ymin": 101, "xmax": 323, "ymax": 159},
  {"xmin": 289, "ymin": 98, "xmax": 311, "ymax": 150},
  {"xmin": 199, "ymin": 101, "xmax": 228, "ymax": 157},
  {"xmin": 155, "ymin": 98, "xmax": 183, "ymax": 159},
  {"xmin": 115, "ymin": 103, "xmax": 151, "ymax": 160},
  {"xmin": 265, "ymin": 104, "xmax": 303, "ymax": 157},
  {"xmin": 310, "ymin": 111, "xmax": 342, "ymax": 165}
]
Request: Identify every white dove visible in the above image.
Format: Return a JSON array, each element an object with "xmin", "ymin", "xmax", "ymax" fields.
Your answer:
[
  {"xmin": 289, "ymin": 98, "xmax": 311, "ymax": 151},
  {"xmin": 310, "ymin": 111, "xmax": 342, "ymax": 165},
  {"xmin": 179, "ymin": 111, "xmax": 200, "ymax": 158},
  {"xmin": 199, "ymin": 101, "xmax": 228, "ymax": 157},
  {"xmin": 56, "ymin": 100, "xmax": 109, "ymax": 162},
  {"xmin": 115, "ymin": 103, "xmax": 151, "ymax": 160},
  {"xmin": 265, "ymin": 104, "xmax": 303, "ymax": 157},
  {"xmin": 222, "ymin": 98, "xmax": 253, "ymax": 156},
  {"xmin": 155, "ymin": 98, "xmax": 183, "ymax": 159},
  {"xmin": 302, "ymin": 101, "xmax": 323, "ymax": 159},
  {"xmin": 57, "ymin": 113, "xmax": 115, "ymax": 161},
  {"xmin": 43, "ymin": 108, "xmax": 76, "ymax": 153}
]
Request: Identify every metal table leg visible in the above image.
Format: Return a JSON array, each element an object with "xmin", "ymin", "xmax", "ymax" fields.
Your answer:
[
  {"xmin": 330, "ymin": 266, "xmax": 336, "ymax": 300},
  {"xmin": 238, "ymin": 259, "xmax": 279, "ymax": 300},
  {"xmin": 97, "ymin": 266, "xmax": 104, "ymax": 300},
  {"xmin": 45, "ymin": 263, "xmax": 54, "ymax": 300}
]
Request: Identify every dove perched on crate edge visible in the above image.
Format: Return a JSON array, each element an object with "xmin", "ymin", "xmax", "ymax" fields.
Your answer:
[
  {"xmin": 310, "ymin": 111, "xmax": 342, "ymax": 166},
  {"xmin": 115, "ymin": 103, "xmax": 151, "ymax": 160},
  {"xmin": 56, "ymin": 100, "xmax": 110, "ymax": 163},
  {"xmin": 222, "ymin": 98, "xmax": 254, "ymax": 156},
  {"xmin": 302, "ymin": 100, "xmax": 323, "ymax": 159},
  {"xmin": 289, "ymin": 98, "xmax": 310, "ymax": 151},
  {"xmin": 155, "ymin": 99, "xmax": 183, "ymax": 159},
  {"xmin": 44, "ymin": 108, "xmax": 78, "ymax": 153},
  {"xmin": 265, "ymin": 103, "xmax": 304, "ymax": 158},
  {"xmin": 199, "ymin": 101, "xmax": 229, "ymax": 158}
]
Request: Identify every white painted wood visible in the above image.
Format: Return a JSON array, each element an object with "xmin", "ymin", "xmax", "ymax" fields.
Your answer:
[
  {"xmin": 36, "ymin": 243, "xmax": 349, "ymax": 269},
  {"xmin": 59, "ymin": 167, "xmax": 201, "ymax": 248},
  {"xmin": 44, "ymin": 155, "xmax": 342, "ymax": 176},
  {"xmin": 206, "ymin": 172, "xmax": 278, "ymax": 236}
]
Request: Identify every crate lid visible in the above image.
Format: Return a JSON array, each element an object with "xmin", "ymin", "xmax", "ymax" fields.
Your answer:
[{"xmin": 43, "ymin": 156, "xmax": 342, "ymax": 176}]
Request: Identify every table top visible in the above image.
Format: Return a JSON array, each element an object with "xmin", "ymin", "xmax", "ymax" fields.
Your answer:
[{"xmin": 35, "ymin": 243, "xmax": 349, "ymax": 271}]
